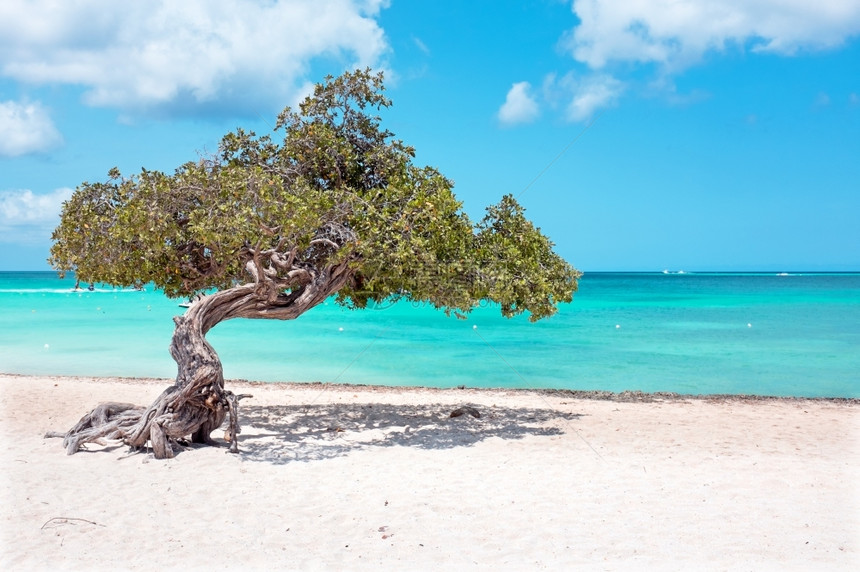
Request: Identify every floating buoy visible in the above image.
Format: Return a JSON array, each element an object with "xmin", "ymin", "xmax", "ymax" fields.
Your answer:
[
  {"xmin": 338, "ymin": 327, "xmax": 344, "ymax": 332},
  {"xmin": 44, "ymin": 344, "xmax": 50, "ymax": 350},
  {"xmin": 615, "ymin": 324, "xmax": 621, "ymax": 329},
  {"xmin": 472, "ymin": 325, "xmax": 478, "ymax": 330},
  {"xmin": 747, "ymin": 323, "xmax": 752, "ymax": 328}
]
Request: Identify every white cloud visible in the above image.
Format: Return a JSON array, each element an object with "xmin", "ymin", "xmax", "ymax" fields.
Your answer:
[
  {"xmin": 0, "ymin": 188, "xmax": 73, "ymax": 243},
  {"xmin": 541, "ymin": 1, "xmax": 860, "ymax": 122},
  {"xmin": 566, "ymin": 75, "xmax": 623, "ymax": 121},
  {"xmin": 0, "ymin": 100, "xmax": 63, "ymax": 156},
  {"xmin": 413, "ymin": 36, "xmax": 430, "ymax": 55},
  {"xmin": 0, "ymin": 188, "xmax": 72, "ymax": 225},
  {"xmin": 0, "ymin": 0, "xmax": 391, "ymax": 116},
  {"xmin": 545, "ymin": 73, "xmax": 624, "ymax": 122},
  {"xmin": 498, "ymin": 82, "xmax": 540, "ymax": 125},
  {"xmin": 566, "ymin": 0, "xmax": 860, "ymax": 71}
]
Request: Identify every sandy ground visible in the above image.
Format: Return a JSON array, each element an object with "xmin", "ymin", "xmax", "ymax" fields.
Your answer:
[{"xmin": 0, "ymin": 373, "xmax": 857, "ymax": 571}]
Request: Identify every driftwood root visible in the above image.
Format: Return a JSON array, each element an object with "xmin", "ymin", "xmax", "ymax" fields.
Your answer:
[
  {"xmin": 56, "ymin": 391, "xmax": 254, "ymax": 459},
  {"xmin": 449, "ymin": 406, "xmax": 481, "ymax": 419}
]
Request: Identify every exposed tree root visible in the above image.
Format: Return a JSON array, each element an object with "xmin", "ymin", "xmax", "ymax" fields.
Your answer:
[
  {"xmin": 61, "ymin": 402, "xmax": 145, "ymax": 455},
  {"xmin": 55, "ymin": 390, "xmax": 253, "ymax": 458}
]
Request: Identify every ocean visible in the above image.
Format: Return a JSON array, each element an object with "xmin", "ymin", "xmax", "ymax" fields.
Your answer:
[{"xmin": 1, "ymin": 271, "xmax": 858, "ymax": 398}]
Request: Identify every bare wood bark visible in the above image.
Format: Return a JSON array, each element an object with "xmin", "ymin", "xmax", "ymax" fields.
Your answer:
[{"xmin": 58, "ymin": 261, "xmax": 354, "ymax": 459}]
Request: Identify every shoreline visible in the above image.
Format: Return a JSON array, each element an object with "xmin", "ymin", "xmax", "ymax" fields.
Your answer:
[
  {"xmin": 2, "ymin": 373, "xmax": 858, "ymax": 569},
  {"xmin": 2, "ymin": 371, "xmax": 857, "ymax": 404}
]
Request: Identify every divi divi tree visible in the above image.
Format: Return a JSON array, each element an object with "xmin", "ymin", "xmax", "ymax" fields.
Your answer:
[{"xmin": 50, "ymin": 69, "xmax": 580, "ymax": 459}]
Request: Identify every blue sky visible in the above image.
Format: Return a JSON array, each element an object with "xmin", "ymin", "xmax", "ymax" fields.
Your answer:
[{"xmin": 1, "ymin": 0, "xmax": 858, "ymax": 272}]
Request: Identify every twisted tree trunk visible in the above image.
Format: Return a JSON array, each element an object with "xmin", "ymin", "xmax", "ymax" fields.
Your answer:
[{"xmin": 59, "ymin": 262, "xmax": 353, "ymax": 459}]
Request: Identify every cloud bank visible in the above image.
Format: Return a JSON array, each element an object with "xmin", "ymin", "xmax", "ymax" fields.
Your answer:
[
  {"xmin": 501, "ymin": 0, "xmax": 860, "ymax": 124},
  {"xmin": 566, "ymin": 0, "xmax": 860, "ymax": 71},
  {"xmin": 0, "ymin": 100, "xmax": 63, "ymax": 156},
  {"xmin": 0, "ymin": 188, "xmax": 73, "ymax": 243},
  {"xmin": 0, "ymin": 0, "xmax": 391, "ymax": 117}
]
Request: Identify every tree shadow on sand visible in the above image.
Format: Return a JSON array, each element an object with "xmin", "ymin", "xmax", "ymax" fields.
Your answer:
[{"xmin": 234, "ymin": 402, "xmax": 583, "ymax": 465}]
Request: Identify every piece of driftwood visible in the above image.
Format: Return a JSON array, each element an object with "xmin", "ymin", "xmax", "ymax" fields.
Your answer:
[
  {"xmin": 224, "ymin": 393, "xmax": 254, "ymax": 453},
  {"xmin": 41, "ymin": 517, "xmax": 105, "ymax": 529},
  {"xmin": 449, "ymin": 406, "xmax": 481, "ymax": 419}
]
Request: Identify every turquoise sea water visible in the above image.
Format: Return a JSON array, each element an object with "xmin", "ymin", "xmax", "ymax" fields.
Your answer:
[{"xmin": 1, "ymin": 271, "xmax": 858, "ymax": 397}]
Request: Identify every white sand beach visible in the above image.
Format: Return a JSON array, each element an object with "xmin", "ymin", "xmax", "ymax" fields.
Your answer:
[{"xmin": 1, "ymin": 373, "xmax": 858, "ymax": 570}]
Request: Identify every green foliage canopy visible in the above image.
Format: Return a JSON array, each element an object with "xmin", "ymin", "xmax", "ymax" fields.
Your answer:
[{"xmin": 50, "ymin": 69, "xmax": 579, "ymax": 321}]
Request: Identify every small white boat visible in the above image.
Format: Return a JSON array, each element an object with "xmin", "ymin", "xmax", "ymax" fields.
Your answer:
[{"xmin": 179, "ymin": 293, "xmax": 206, "ymax": 308}]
